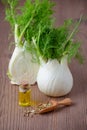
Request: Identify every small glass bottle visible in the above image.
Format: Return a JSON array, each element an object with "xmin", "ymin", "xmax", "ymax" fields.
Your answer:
[{"xmin": 19, "ymin": 84, "xmax": 31, "ymax": 107}]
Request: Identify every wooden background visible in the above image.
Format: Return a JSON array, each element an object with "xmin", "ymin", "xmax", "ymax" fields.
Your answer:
[{"xmin": 0, "ymin": 0, "xmax": 87, "ymax": 130}]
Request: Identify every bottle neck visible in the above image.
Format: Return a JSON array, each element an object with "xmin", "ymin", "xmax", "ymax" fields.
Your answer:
[{"xmin": 19, "ymin": 84, "xmax": 30, "ymax": 92}]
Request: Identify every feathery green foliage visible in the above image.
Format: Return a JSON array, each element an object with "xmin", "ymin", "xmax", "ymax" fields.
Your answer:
[{"xmin": 5, "ymin": 0, "xmax": 83, "ymax": 63}]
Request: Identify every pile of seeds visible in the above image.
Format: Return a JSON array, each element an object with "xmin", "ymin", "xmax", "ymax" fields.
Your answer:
[
  {"xmin": 24, "ymin": 109, "xmax": 37, "ymax": 117},
  {"xmin": 24, "ymin": 102, "xmax": 52, "ymax": 117}
]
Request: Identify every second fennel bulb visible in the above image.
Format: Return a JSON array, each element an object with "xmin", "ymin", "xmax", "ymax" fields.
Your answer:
[{"xmin": 8, "ymin": 46, "xmax": 39, "ymax": 85}]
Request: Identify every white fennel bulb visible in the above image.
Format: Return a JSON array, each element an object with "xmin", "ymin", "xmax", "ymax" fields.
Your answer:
[
  {"xmin": 8, "ymin": 46, "xmax": 39, "ymax": 85},
  {"xmin": 37, "ymin": 56, "xmax": 73, "ymax": 97}
]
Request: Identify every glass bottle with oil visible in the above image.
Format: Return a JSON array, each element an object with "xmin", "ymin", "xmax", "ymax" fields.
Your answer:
[{"xmin": 19, "ymin": 84, "xmax": 31, "ymax": 107}]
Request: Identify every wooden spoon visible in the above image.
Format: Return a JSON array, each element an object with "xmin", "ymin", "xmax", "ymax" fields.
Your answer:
[{"xmin": 38, "ymin": 98, "xmax": 72, "ymax": 114}]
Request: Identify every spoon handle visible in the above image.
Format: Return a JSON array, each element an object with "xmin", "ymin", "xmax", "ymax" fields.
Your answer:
[{"xmin": 57, "ymin": 98, "xmax": 72, "ymax": 106}]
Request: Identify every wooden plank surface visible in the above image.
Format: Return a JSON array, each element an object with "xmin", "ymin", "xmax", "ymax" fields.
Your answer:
[{"xmin": 0, "ymin": 0, "xmax": 87, "ymax": 130}]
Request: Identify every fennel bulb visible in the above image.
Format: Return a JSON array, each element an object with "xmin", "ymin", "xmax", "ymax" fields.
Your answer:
[
  {"xmin": 8, "ymin": 46, "xmax": 39, "ymax": 85},
  {"xmin": 37, "ymin": 57, "xmax": 73, "ymax": 97},
  {"xmin": 5, "ymin": 0, "xmax": 54, "ymax": 85}
]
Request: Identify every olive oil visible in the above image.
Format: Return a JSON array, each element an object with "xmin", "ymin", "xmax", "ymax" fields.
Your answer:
[{"xmin": 19, "ymin": 85, "xmax": 31, "ymax": 107}]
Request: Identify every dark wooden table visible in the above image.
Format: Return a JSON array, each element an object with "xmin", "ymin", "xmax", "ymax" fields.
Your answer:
[{"xmin": 0, "ymin": 0, "xmax": 87, "ymax": 130}]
